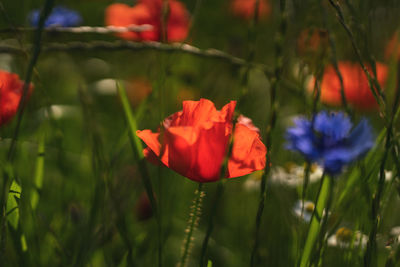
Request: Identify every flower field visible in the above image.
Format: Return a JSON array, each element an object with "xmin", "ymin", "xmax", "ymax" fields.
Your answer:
[{"xmin": 0, "ymin": 0, "xmax": 400, "ymax": 266}]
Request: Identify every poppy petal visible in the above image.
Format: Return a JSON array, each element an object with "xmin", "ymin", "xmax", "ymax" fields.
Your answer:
[
  {"xmin": 228, "ymin": 123, "xmax": 266, "ymax": 178},
  {"xmin": 136, "ymin": 129, "xmax": 162, "ymax": 157}
]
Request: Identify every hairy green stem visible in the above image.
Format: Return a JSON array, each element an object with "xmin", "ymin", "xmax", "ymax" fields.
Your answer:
[
  {"xmin": 199, "ymin": 181, "xmax": 224, "ymax": 267},
  {"xmin": 179, "ymin": 183, "xmax": 204, "ymax": 267}
]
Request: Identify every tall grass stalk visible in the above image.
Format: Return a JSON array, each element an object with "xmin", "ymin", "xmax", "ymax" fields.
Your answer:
[
  {"xmin": 0, "ymin": 0, "xmax": 55, "ymax": 260},
  {"xmin": 250, "ymin": 0, "xmax": 286, "ymax": 265},
  {"xmin": 73, "ymin": 86, "xmax": 109, "ymax": 266},
  {"xmin": 327, "ymin": 0, "xmax": 385, "ymax": 112},
  {"xmin": 319, "ymin": 2, "xmax": 351, "ymax": 115},
  {"xmin": 364, "ymin": 61, "xmax": 400, "ymax": 267},
  {"xmin": 31, "ymin": 129, "xmax": 45, "ymax": 210}
]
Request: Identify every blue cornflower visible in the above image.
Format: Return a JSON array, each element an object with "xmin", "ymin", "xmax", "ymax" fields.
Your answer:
[
  {"xmin": 29, "ymin": 6, "xmax": 82, "ymax": 28},
  {"xmin": 285, "ymin": 111, "xmax": 374, "ymax": 175}
]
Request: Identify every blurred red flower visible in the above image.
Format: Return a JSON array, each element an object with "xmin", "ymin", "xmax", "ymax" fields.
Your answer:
[
  {"xmin": 135, "ymin": 191, "xmax": 153, "ymax": 221},
  {"xmin": 0, "ymin": 70, "xmax": 33, "ymax": 126},
  {"xmin": 308, "ymin": 62, "xmax": 388, "ymax": 110},
  {"xmin": 137, "ymin": 99, "xmax": 266, "ymax": 183},
  {"xmin": 105, "ymin": 0, "xmax": 190, "ymax": 42},
  {"xmin": 296, "ymin": 28, "xmax": 329, "ymax": 56},
  {"xmin": 230, "ymin": 0, "xmax": 271, "ymax": 21}
]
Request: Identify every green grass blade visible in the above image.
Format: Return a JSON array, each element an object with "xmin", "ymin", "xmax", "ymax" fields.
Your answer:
[
  {"xmin": 31, "ymin": 131, "xmax": 45, "ymax": 210},
  {"xmin": 299, "ymin": 175, "xmax": 332, "ymax": 267},
  {"xmin": 116, "ymin": 81, "xmax": 161, "ymax": 265},
  {"xmin": 6, "ymin": 180, "xmax": 21, "ymax": 230}
]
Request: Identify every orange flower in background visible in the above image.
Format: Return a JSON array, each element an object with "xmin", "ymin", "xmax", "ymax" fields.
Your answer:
[
  {"xmin": 230, "ymin": 0, "xmax": 271, "ymax": 21},
  {"xmin": 385, "ymin": 32, "xmax": 400, "ymax": 60},
  {"xmin": 296, "ymin": 28, "xmax": 329, "ymax": 56},
  {"xmin": 105, "ymin": 0, "xmax": 190, "ymax": 42},
  {"xmin": 308, "ymin": 62, "xmax": 388, "ymax": 110},
  {"xmin": 0, "ymin": 70, "xmax": 33, "ymax": 126},
  {"xmin": 137, "ymin": 99, "xmax": 266, "ymax": 183},
  {"xmin": 125, "ymin": 77, "xmax": 152, "ymax": 107}
]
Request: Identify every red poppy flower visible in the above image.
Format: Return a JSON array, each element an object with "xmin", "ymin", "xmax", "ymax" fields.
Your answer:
[
  {"xmin": 0, "ymin": 70, "xmax": 33, "ymax": 126},
  {"xmin": 105, "ymin": 0, "xmax": 190, "ymax": 42},
  {"xmin": 308, "ymin": 62, "xmax": 388, "ymax": 110},
  {"xmin": 230, "ymin": 0, "xmax": 271, "ymax": 21},
  {"xmin": 136, "ymin": 99, "xmax": 266, "ymax": 183}
]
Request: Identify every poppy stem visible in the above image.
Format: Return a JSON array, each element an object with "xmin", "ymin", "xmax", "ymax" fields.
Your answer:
[
  {"xmin": 299, "ymin": 173, "xmax": 332, "ymax": 267},
  {"xmin": 179, "ymin": 183, "xmax": 205, "ymax": 267},
  {"xmin": 199, "ymin": 181, "xmax": 224, "ymax": 267}
]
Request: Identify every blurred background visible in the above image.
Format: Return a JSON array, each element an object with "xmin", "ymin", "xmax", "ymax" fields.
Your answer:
[{"xmin": 0, "ymin": 0, "xmax": 400, "ymax": 266}]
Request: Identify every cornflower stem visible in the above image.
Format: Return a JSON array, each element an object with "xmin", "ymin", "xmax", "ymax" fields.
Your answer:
[
  {"xmin": 299, "ymin": 173, "xmax": 332, "ymax": 267},
  {"xmin": 299, "ymin": 162, "xmax": 312, "ymax": 260},
  {"xmin": 313, "ymin": 178, "xmax": 335, "ymax": 267},
  {"xmin": 298, "ymin": 44, "xmax": 324, "ymax": 264},
  {"xmin": 364, "ymin": 61, "xmax": 400, "ymax": 267},
  {"xmin": 0, "ymin": 0, "xmax": 54, "ymax": 260},
  {"xmin": 199, "ymin": 181, "xmax": 224, "ymax": 267},
  {"xmin": 179, "ymin": 183, "xmax": 205, "ymax": 267},
  {"xmin": 250, "ymin": 1, "xmax": 286, "ymax": 266}
]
